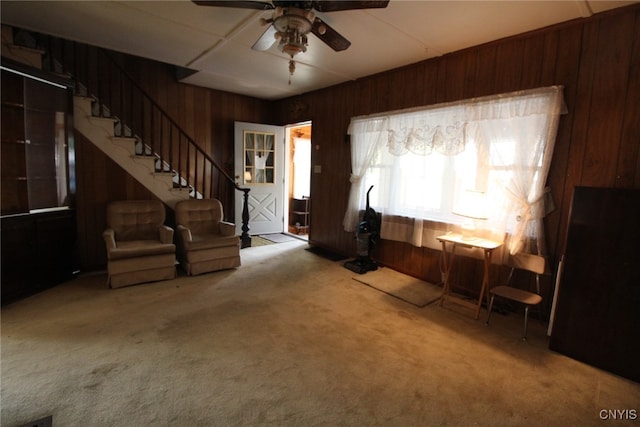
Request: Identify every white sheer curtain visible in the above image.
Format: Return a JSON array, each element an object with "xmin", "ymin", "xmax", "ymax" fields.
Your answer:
[
  {"xmin": 343, "ymin": 86, "xmax": 566, "ymax": 256},
  {"xmin": 343, "ymin": 117, "xmax": 388, "ymax": 231},
  {"xmin": 247, "ymin": 132, "xmax": 275, "ymax": 183},
  {"xmin": 473, "ymin": 89, "xmax": 565, "ymax": 255}
]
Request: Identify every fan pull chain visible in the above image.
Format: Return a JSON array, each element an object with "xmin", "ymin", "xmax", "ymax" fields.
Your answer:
[{"xmin": 288, "ymin": 59, "xmax": 296, "ymax": 85}]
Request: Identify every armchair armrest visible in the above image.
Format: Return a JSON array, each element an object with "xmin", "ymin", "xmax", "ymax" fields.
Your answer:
[
  {"xmin": 219, "ymin": 221, "xmax": 236, "ymax": 236},
  {"xmin": 103, "ymin": 228, "xmax": 116, "ymax": 253},
  {"xmin": 158, "ymin": 225, "xmax": 174, "ymax": 244},
  {"xmin": 176, "ymin": 224, "xmax": 192, "ymax": 242}
]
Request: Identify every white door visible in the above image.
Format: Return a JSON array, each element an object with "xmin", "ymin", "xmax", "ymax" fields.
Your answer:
[{"xmin": 234, "ymin": 121, "xmax": 285, "ymax": 236}]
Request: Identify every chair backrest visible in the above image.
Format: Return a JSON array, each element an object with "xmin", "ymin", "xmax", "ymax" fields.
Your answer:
[
  {"xmin": 506, "ymin": 252, "xmax": 546, "ymax": 275},
  {"xmin": 175, "ymin": 199, "xmax": 224, "ymax": 235},
  {"xmin": 106, "ymin": 200, "xmax": 165, "ymax": 241}
]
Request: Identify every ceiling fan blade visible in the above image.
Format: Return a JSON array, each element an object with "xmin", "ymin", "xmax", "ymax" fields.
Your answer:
[
  {"xmin": 252, "ymin": 24, "xmax": 278, "ymax": 51},
  {"xmin": 312, "ymin": 0, "xmax": 389, "ymax": 12},
  {"xmin": 192, "ymin": 1, "xmax": 274, "ymax": 10},
  {"xmin": 311, "ymin": 17, "xmax": 350, "ymax": 52}
]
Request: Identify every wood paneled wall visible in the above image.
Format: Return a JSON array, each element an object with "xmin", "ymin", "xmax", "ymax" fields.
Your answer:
[{"xmin": 272, "ymin": 5, "xmax": 640, "ymax": 310}]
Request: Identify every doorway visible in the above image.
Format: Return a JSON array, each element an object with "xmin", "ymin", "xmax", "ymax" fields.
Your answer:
[{"xmin": 285, "ymin": 122, "xmax": 312, "ymax": 240}]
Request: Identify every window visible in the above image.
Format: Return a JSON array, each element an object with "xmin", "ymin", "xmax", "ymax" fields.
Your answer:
[
  {"xmin": 242, "ymin": 130, "xmax": 275, "ymax": 184},
  {"xmin": 344, "ymin": 86, "xmax": 566, "ymax": 255},
  {"xmin": 361, "ymin": 136, "xmax": 477, "ymax": 224}
]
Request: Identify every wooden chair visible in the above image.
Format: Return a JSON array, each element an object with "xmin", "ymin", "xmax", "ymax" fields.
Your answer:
[{"xmin": 485, "ymin": 253, "xmax": 545, "ymax": 340}]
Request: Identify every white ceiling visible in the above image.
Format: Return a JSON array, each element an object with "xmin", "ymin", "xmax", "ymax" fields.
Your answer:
[{"xmin": 1, "ymin": 0, "xmax": 636, "ymax": 100}]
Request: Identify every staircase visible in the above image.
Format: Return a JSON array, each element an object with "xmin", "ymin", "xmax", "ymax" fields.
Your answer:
[
  {"xmin": 73, "ymin": 94, "xmax": 191, "ymax": 209},
  {"xmin": 2, "ymin": 24, "xmax": 252, "ymax": 246}
]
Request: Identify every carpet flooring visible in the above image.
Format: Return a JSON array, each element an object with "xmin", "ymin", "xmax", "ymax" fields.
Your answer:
[
  {"xmin": 353, "ymin": 267, "xmax": 442, "ymax": 307},
  {"xmin": 258, "ymin": 233, "xmax": 298, "ymax": 243},
  {"xmin": 2, "ymin": 239, "xmax": 639, "ymax": 426},
  {"xmin": 305, "ymin": 245, "xmax": 348, "ymax": 261},
  {"xmin": 248, "ymin": 236, "xmax": 274, "ymax": 247}
]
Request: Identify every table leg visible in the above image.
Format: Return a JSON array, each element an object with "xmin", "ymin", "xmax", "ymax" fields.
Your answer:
[
  {"xmin": 485, "ymin": 252, "xmax": 493, "ymax": 310},
  {"xmin": 439, "ymin": 241, "xmax": 448, "ymax": 306},
  {"xmin": 475, "ymin": 249, "xmax": 492, "ymax": 320},
  {"xmin": 440, "ymin": 242, "xmax": 457, "ymax": 307}
]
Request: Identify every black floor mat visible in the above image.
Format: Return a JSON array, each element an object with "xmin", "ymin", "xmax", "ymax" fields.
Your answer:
[{"xmin": 305, "ymin": 246, "xmax": 348, "ymax": 262}]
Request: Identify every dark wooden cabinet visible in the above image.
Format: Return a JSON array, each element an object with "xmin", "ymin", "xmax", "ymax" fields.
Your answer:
[
  {"xmin": 549, "ymin": 187, "xmax": 640, "ymax": 383},
  {"xmin": 1, "ymin": 209, "xmax": 78, "ymax": 304}
]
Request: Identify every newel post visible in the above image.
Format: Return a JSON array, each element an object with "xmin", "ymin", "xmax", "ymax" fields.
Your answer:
[{"xmin": 240, "ymin": 188, "xmax": 251, "ymax": 248}]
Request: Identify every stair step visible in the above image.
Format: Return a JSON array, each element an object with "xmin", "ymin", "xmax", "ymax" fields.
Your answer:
[
  {"xmin": 85, "ymin": 116, "xmax": 118, "ymax": 138},
  {"xmin": 87, "ymin": 115, "xmax": 118, "ymax": 125},
  {"xmin": 153, "ymin": 168, "xmax": 175, "ymax": 174},
  {"xmin": 112, "ymin": 136, "xmax": 137, "ymax": 145}
]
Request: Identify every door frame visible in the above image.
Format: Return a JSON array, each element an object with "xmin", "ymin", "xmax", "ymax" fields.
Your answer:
[{"xmin": 284, "ymin": 121, "xmax": 312, "ymax": 238}]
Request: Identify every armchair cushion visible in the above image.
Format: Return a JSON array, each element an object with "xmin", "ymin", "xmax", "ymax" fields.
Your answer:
[
  {"xmin": 108, "ymin": 239, "xmax": 176, "ymax": 261},
  {"xmin": 183, "ymin": 234, "xmax": 240, "ymax": 251}
]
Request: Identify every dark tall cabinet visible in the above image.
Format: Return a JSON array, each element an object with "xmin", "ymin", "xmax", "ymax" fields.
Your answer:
[{"xmin": 549, "ymin": 187, "xmax": 640, "ymax": 383}]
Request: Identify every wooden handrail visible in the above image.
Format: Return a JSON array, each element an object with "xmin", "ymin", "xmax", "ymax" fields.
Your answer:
[{"xmin": 99, "ymin": 50, "xmax": 243, "ymax": 191}]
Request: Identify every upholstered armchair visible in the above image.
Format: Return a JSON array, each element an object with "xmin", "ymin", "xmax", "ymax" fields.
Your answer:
[
  {"xmin": 103, "ymin": 200, "xmax": 176, "ymax": 288},
  {"xmin": 175, "ymin": 199, "xmax": 241, "ymax": 275}
]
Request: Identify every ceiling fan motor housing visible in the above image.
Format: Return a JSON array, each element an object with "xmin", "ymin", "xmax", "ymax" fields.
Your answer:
[
  {"xmin": 272, "ymin": 7, "xmax": 314, "ymax": 33},
  {"xmin": 273, "ymin": 7, "xmax": 314, "ymax": 57}
]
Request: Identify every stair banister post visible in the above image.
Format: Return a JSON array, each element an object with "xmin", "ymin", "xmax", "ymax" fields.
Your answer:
[{"xmin": 241, "ymin": 188, "xmax": 251, "ymax": 248}]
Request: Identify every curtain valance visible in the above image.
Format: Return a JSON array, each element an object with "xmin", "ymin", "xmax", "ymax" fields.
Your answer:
[{"xmin": 348, "ymin": 86, "xmax": 567, "ymax": 158}]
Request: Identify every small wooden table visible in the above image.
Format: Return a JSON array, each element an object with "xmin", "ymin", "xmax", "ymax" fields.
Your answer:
[{"xmin": 437, "ymin": 233, "xmax": 503, "ymax": 319}]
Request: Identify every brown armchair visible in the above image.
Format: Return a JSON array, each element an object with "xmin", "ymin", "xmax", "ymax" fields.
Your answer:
[
  {"xmin": 103, "ymin": 200, "xmax": 176, "ymax": 288},
  {"xmin": 175, "ymin": 199, "xmax": 241, "ymax": 275}
]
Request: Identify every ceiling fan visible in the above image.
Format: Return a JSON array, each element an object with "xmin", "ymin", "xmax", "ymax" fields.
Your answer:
[{"xmin": 193, "ymin": 1, "xmax": 390, "ymax": 82}]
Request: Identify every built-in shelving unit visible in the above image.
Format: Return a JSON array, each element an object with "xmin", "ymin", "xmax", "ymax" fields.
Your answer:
[
  {"xmin": 290, "ymin": 197, "xmax": 310, "ymax": 235},
  {"xmin": 1, "ymin": 60, "xmax": 78, "ymax": 304}
]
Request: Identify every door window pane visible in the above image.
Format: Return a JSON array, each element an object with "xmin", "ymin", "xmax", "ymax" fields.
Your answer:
[{"xmin": 243, "ymin": 131, "xmax": 275, "ymax": 184}]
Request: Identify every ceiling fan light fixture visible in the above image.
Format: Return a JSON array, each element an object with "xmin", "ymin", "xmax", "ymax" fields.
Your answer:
[
  {"xmin": 281, "ymin": 41, "xmax": 306, "ymax": 57},
  {"xmin": 278, "ymin": 27, "xmax": 308, "ymax": 60}
]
